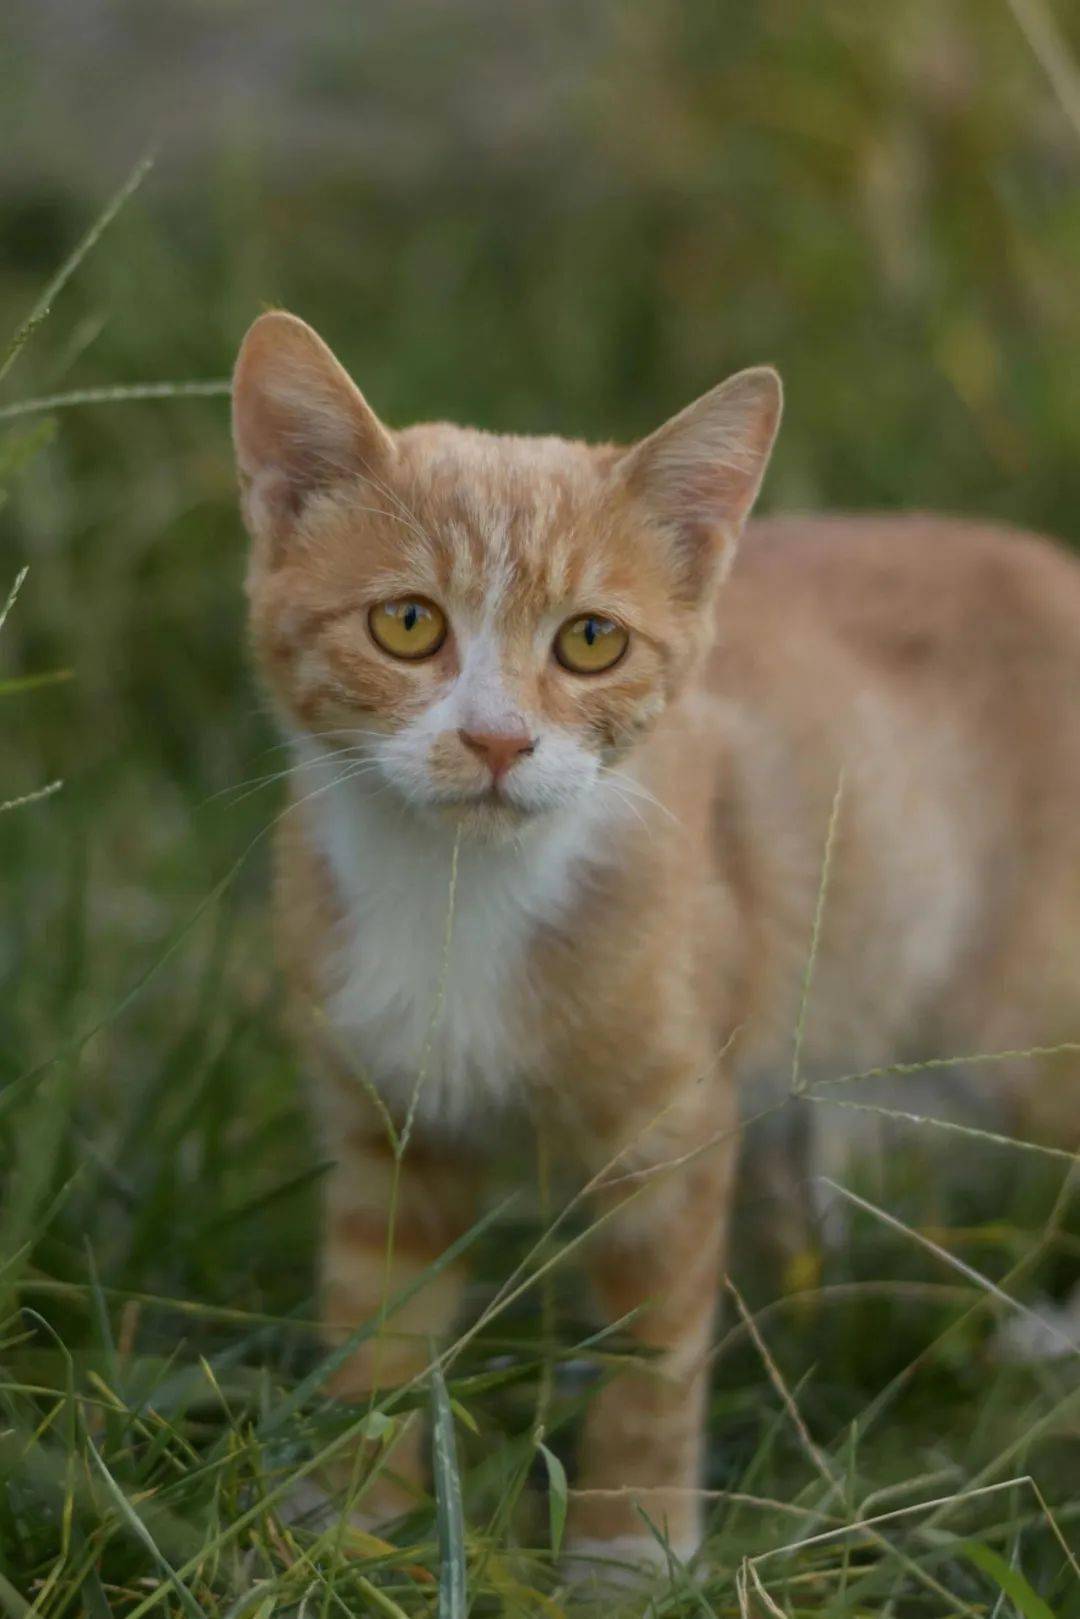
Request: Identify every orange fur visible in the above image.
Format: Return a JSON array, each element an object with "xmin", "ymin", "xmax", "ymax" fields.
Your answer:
[{"xmin": 234, "ymin": 311, "xmax": 1080, "ymax": 1571}]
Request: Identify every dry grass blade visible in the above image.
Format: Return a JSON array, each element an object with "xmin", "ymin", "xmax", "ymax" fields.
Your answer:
[
  {"xmin": 725, "ymin": 1278, "xmax": 839, "ymax": 1499},
  {"xmin": 805, "ymin": 1094, "xmax": 1080, "ymax": 1164},
  {"xmin": 1004, "ymin": 0, "xmax": 1080, "ymax": 140},
  {"xmin": 709, "ymin": 1279, "xmax": 973, "ymax": 1368},
  {"xmin": 727, "ymin": 1280, "xmax": 985, "ymax": 1615},
  {"xmin": 736, "ymin": 1557, "xmax": 786, "ymax": 1619},
  {"xmin": 0, "ymin": 381, "xmax": 230, "ymax": 420},
  {"xmin": 0, "ymin": 780, "xmax": 63, "ymax": 817},
  {"xmin": 750, "ymin": 1477, "xmax": 1038, "ymax": 1566},
  {"xmin": 791, "ymin": 768, "xmax": 844, "ymax": 1093},
  {"xmin": 400, "ymin": 823, "xmax": 463, "ymax": 1154},
  {"xmin": 0, "ymin": 150, "xmax": 154, "ymax": 385},
  {"xmin": 912, "ymin": 1392, "xmax": 1080, "ymax": 1556},
  {"xmin": 0, "ymin": 566, "xmax": 65, "ymax": 818},
  {"xmin": 816, "ymin": 1039, "xmax": 1080, "ymax": 1091},
  {"xmin": 1019, "ymin": 1476, "xmax": 1080, "ymax": 1583},
  {"xmin": 818, "ymin": 1177, "xmax": 1080, "ymax": 1359},
  {"xmin": 0, "ymin": 567, "xmax": 29, "ymax": 636}
]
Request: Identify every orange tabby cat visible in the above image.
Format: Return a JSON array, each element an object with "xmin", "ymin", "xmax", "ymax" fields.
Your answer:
[{"xmin": 232, "ymin": 311, "xmax": 1080, "ymax": 1575}]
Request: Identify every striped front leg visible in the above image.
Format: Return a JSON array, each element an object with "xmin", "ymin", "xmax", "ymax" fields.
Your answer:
[
  {"xmin": 317, "ymin": 1124, "xmax": 476, "ymax": 1525},
  {"xmin": 567, "ymin": 1110, "xmax": 735, "ymax": 1579}
]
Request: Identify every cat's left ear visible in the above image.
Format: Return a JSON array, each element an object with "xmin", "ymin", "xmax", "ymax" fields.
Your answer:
[
  {"xmin": 615, "ymin": 367, "xmax": 782, "ymax": 600},
  {"xmin": 232, "ymin": 310, "xmax": 395, "ymax": 550}
]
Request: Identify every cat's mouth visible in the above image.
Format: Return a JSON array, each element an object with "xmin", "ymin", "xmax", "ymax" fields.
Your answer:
[
  {"xmin": 428, "ymin": 784, "xmax": 542, "ymax": 837},
  {"xmin": 437, "ymin": 785, "xmax": 532, "ymax": 814}
]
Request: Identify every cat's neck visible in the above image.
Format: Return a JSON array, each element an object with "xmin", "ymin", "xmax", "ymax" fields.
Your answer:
[{"xmin": 289, "ymin": 734, "xmax": 629, "ymax": 1126}]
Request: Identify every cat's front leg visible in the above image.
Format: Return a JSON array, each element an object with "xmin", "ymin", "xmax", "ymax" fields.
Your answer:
[
  {"xmin": 565, "ymin": 1084, "xmax": 736, "ymax": 1582},
  {"xmin": 311, "ymin": 1114, "xmax": 476, "ymax": 1528}
]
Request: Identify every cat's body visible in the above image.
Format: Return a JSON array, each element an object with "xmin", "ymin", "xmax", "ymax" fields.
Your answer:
[
  {"xmin": 291, "ymin": 511, "xmax": 1080, "ymax": 1126},
  {"xmin": 233, "ymin": 313, "xmax": 1079, "ymax": 1575}
]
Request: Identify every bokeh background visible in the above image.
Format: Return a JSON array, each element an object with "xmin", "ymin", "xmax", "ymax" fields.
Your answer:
[{"xmin": 2, "ymin": 2, "xmax": 1080, "ymax": 1607}]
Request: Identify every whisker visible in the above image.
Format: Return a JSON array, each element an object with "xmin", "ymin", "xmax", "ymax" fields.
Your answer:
[
  {"xmin": 278, "ymin": 757, "xmax": 395, "ymax": 821},
  {"xmin": 228, "ymin": 761, "xmax": 387, "ymax": 812},
  {"xmin": 600, "ymin": 767, "xmax": 682, "ymax": 829},
  {"xmin": 349, "ymin": 501, "xmax": 435, "ymax": 552},
  {"xmin": 356, "ymin": 458, "xmax": 439, "ymax": 552},
  {"xmin": 204, "ymin": 746, "xmax": 374, "ymax": 806},
  {"xmin": 239, "ymin": 757, "xmax": 383, "ymax": 809},
  {"xmin": 600, "ymin": 780, "xmax": 650, "ymax": 835},
  {"xmin": 240, "ymin": 726, "xmax": 391, "ymax": 765}
]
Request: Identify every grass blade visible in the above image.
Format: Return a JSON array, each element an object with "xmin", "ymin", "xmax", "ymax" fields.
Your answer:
[
  {"xmin": 537, "ymin": 1440, "xmax": 567, "ymax": 1559},
  {"xmin": 0, "ymin": 780, "xmax": 63, "ymax": 816},
  {"xmin": 0, "ymin": 670, "xmax": 72, "ymax": 697},
  {"xmin": 257, "ymin": 1196, "xmax": 512, "ymax": 1439},
  {"xmin": 0, "ymin": 567, "xmax": 28, "ymax": 636},
  {"xmin": 0, "ymin": 380, "xmax": 229, "ymax": 421},
  {"xmin": 0, "ymin": 1575, "xmax": 29, "ymax": 1619},
  {"xmin": 85, "ymin": 1436, "xmax": 208, "ymax": 1619},
  {"xmin": 960, "ymin": 1540, "xmax": 1058, "ymax": 1619},
  {"xmin": 0, "ymin": 151, "xmax": 154, "ymax": 385},
  {"xmin": 431, "ymin": 1361, "xmax": 467, "ymax": 1619}
]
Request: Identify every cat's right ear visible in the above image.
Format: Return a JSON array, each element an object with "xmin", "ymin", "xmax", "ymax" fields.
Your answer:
[
  {"xmin": 232, "ymin": 311, "xmax": 395, "ymax": 549},
  {"xmin": 614, "ymin": 367, "xmax": 782, "ymax": 603}
]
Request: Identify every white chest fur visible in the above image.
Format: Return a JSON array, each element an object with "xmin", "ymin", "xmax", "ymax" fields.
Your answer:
[{"xmin": 298, "ymin": 745, "xmax": 615, "ymax": 1129}]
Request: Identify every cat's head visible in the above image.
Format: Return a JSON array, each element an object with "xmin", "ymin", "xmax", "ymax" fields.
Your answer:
[{"xmin": 233, "ymin": 312, "xmax": 780, "ymax": 839}]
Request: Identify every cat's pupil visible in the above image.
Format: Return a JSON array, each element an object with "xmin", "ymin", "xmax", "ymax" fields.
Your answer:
[
  {"xmin": 585, "ymin": 618, "xmax": 598, "ymax": 645},
  {"xmin": 403, "ymin": 604, "xmax": 418, "ymax": 632}
]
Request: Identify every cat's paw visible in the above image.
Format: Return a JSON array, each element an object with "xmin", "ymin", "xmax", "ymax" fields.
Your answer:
[{"xmin": 561, "ymin": 1533, "xmax": 698, "ymax": 1593}]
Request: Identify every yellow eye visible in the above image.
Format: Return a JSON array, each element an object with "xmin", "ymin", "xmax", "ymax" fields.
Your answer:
[
  {"xmin": 554, "ymin": 614, "xmax": 629, "ymax": 675},
  {"xmin": 368, "ymin": 597, "xmax": 447, "ymax": 661}
]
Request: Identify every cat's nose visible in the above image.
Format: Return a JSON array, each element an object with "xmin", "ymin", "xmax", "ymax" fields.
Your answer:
[{"xmin": 458, "ymin": 728, "xmax": 537, "ymax": 783}]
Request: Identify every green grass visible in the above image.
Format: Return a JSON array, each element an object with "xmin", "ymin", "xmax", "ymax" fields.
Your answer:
[{"xmin": 3, "ymin": 4, "xmax": 1080, "ymax": 1610}]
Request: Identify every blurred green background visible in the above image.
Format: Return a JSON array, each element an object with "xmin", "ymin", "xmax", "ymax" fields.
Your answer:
[
  {"xmin": 4, "ymin": 0, "xmax": 1080, "ymax": 1315},
  {"xmin": 2, "ymin": 4, "xmax": 1080, "ymax": 1600},
  {"xmin": 4, "ymin": 0, "xmax": 1080, "ymax": 1326}
]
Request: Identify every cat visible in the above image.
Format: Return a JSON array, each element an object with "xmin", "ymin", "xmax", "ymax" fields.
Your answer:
[{"xmin": 232, "ymin": 310, "xmax": 1080, "ymax": 1577}]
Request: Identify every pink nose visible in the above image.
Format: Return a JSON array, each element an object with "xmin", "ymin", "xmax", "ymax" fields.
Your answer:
[{"xmin": 458, "ymin": 728, "xmax": 536, "ymax": 783}]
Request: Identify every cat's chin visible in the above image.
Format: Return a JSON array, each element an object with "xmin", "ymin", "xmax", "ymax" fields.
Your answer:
[{"xmin": 428, "ymin": 794, "xmax": 544, "ymax": 843}]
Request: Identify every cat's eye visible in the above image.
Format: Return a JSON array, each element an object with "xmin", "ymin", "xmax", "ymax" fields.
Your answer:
[
  {"xmin": 368, "ymin": 597, "xmax": 447, "ymax": 661},
  {"xmin": 554, "ymin": 614, "xmax": 629, "ymax": 675}
]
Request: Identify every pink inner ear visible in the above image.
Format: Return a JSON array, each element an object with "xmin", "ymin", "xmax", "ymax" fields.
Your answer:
[
  {"xmin": 234, "ymin": 380, "xmax": 294, "ymax": 483},
  {"xmin": 233, "ymin": 315, "xmax": 396, "ymax": 542},
  {"xmin": 670, "ymin": 458, "xmax": 757, "ymax": 534},
  {"xmin": 235, "ymin": 368, "xmax": 354, "ymax": 483},
  {"xmin": 235, "ymin": 390, "xmax": 353, "ymax": 548},
  {"xmin": 626, "ymin": 371, "xmax": 781, "ymax": 536},
  {"xmin": 615, "ymin": 369, "xmax": 781, "ymax": 604},
  {"xmin": 665, "ymin": 512, "xmax": 736, "ymax": 605}
]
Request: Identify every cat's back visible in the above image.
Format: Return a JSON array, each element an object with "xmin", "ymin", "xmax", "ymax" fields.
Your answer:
[
  {"xmin": 711, "ymin": 513, "xmax": 1080, "ymax": 764},
  {"xmin": 727, "ymin": 511, "xmax": 1080, "ymax": 680}
]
